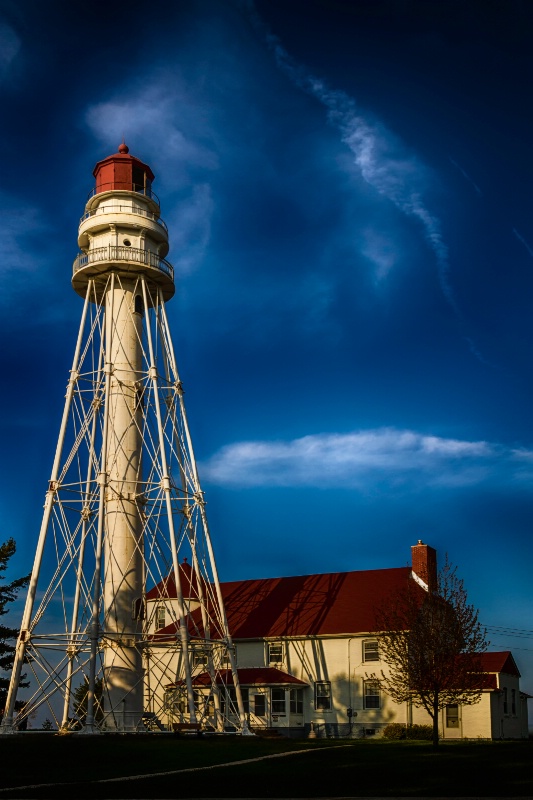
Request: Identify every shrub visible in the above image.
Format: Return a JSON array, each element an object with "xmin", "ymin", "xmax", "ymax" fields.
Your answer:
[
  {"xmin": 408, "ymin": 723, "xmax": 433, "ymax": 740},
  {"xmin": 383, "ymin": 723, "xmax": 406, "ymax": 740},
  {"xmin": 383, "ymin": 723, "xmax": 434, "ymax": 741}
]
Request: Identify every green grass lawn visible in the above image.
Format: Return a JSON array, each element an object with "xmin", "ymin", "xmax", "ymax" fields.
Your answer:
[{"xmin": 0, "ymin": 735, "xmax": 531, "ymax": 798}]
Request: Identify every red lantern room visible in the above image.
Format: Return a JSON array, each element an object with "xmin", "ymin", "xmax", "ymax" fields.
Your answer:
[{"xmin": 92, "ymin": 142, "xmax": 156, "ymax": 200}]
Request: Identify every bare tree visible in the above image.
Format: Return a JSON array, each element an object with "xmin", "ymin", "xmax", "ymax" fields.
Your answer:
[{"xmin": 374, "ymin": 558, "xmax": 488, "ymax": 748}]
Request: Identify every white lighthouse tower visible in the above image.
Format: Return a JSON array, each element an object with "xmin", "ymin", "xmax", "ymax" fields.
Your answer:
[{"xmin": 0, "ymin": 144, "xmax": 248, "ymax": 734}]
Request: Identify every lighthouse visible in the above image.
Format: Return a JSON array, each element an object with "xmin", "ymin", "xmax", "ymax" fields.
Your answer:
[{"xmin": 0, "ymin": 145, "xmax": 247, "ymax": 734}]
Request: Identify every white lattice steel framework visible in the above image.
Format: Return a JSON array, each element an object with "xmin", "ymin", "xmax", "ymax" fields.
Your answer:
[{"xmin": 0, "ymin": 145, "xmax": 248, "ymax": 734}]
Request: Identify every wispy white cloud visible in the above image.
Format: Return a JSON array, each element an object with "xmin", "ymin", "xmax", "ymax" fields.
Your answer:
[
  {"xmin": 199, "ymin": 427, "xmax": 526, "ymax": 490},
  {"xmin": 84, "ymin": 75, "xmax": 219, "ymax": 179},
  {"xmin": 247, "ymin": 19, "xmax": 458, "ymax": 314}
]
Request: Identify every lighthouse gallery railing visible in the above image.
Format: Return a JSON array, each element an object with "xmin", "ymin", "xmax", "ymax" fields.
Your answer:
[{"xmin": 73, "ymin": 245, "xmax": 174, "ymax": 281}]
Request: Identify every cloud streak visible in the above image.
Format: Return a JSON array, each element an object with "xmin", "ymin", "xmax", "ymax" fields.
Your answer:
[
  {"xmin": 245, "ymin": 7, "xmax": 458, "ymax": 313},
  {"xmin": 513, "ymin": 227, "xmax": 533, "ymax": 258},
  {"xmin": 200, "ymin": 428, "xmax": 530, "ymax": 490},
  {"xmin": 449, "ymin": 157, "xmax": 482, "ymax": 196}
]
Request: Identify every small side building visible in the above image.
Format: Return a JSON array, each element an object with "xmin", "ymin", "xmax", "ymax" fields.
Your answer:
[{"xmin": 427, "ymin": 651, "xmax": 530, "ymax": 741}]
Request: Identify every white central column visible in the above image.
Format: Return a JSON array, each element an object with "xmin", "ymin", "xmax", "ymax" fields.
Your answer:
[{"xmin": 103, "ymin": 279, "xmax": 144, "ymax": 731}]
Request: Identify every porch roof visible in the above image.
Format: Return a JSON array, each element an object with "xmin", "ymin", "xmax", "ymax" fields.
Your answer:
[{"xmin": 166, "ymin": 667, "xmax": 308, "ymax": 688}]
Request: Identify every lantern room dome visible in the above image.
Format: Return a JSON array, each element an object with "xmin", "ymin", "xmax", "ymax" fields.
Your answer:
[{"xmin": 91, "ymin": 143, "xmax": 156, "ymax": 202}]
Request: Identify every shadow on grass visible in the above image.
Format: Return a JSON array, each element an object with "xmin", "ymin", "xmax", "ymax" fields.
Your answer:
[{"xmin": 0, "ymin": 736, "xmax": 531, "ymax": 798}]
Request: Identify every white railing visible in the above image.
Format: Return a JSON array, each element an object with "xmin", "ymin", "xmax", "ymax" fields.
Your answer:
[
  {"xmin": 80, "ymin": 205, "xmax": 168, "ymax": 233},
  {"xmin": 87, "ymin": 182, "xmax": 160, "ymax": 205},
  {"xmin": 73, "ymin": 245, "xmax": 174, "ymax": 281}
]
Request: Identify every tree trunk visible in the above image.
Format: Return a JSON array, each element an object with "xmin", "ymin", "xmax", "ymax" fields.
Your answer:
[{"xmin": 432, "ymin": 693, "xmax": 440, "ymax": 749}]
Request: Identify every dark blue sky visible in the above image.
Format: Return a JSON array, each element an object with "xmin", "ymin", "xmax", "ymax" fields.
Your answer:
[{"xmin": 0, "ymin": 0, "xmax": 532, "ymax": 694}]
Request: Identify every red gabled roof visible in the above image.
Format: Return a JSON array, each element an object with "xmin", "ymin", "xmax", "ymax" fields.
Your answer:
[
  {"xmin": 221, "ymin": 568, "xmax": 413, "ymax": 637},
  {"xmin": 151, "ymin": 565, "xmax": 414, "ymax": 638},
  {"xmin": 478, "ymin": 651, "xmax": 521, "ymax": 677},
  {"xmin": 146, "ymin": 560, "xmax": 207, "ymax": 603}
]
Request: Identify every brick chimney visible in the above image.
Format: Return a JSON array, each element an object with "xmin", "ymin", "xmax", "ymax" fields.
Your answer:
[{"xmin": 411, "ymin": 540, "xmax": 437, "ymax": 592}]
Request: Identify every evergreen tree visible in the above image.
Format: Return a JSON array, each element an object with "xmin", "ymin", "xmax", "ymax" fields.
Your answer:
[
  {"xmin": 72, "ymin": 677, "xmax": 104, "ymax": 726},
  {"xmin": 0, "ymin": 538, "xmax": 30, "ymax": 716}
]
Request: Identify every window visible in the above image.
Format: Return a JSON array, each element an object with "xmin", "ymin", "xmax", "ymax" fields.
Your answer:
[
  {"xmin": 192, "ymin": 650, "xmax": 209, "ymax": 669},
  {"xmin": 156, "ymin": 605, "xmax": 166, "ymax": 629},
  {"xmin": 164, "ymin": 687, "xmax": 187, "ymax": 714},
  {"xmin": 221, "ymin": 686, "xmax": 237, "ymax": 716},
  {"xmin": 254, "ymin": 694, "xmax": 266, "ymax": 717},
  {"xmin": 271, "ymin": 688, "xmax": 286, "ymax": 715},
  {"xmin": 204, "ymin": 693, "xmax": 215, "ymax": 716},
  {"xmin": 290, "ymin": 688, "xmax": 303, "ymax": 714},
  {"xmin": 446, "ymin": 704, "xmax": 459, "ymax": 728},
  {"xmin": 363, "ymin": 640, "xmax": 379, "ymax": 662},
  {"xmin": 132, "ymin": 597, "xmax": 145, "ymax": 620},
  {"xmin": 220, "ymin": 686, "xmax": 249, "ymax": 716},
  {"xmin": 315, "ymin": 681, "xmax": 331, "ymax": 711},
  {"xmin": 239, "ymin": 687, "xmax": 249, "ymax": 715},
  {"xmin": 134, "ymin": 294, "xmax": 144, "ymax": 315},
  {"xmin": 503, "ymin": 687, "xmax": 508, "ymax": 714},
  {"xmin": 511, "ymin": 689, "xmax": 516, "ymax": 716},
  {"xmin": 268, "ymin": 642, "xmax": 283, "ymax": 664},
  {"xmin": 363, "ymin": 680, "xmax": 381, "ymax": 709}
]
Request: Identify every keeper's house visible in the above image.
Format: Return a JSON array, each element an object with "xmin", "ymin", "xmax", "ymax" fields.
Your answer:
[{"xmin": 147, "ymin": 541, "xmax": 530, "ymax": 739}]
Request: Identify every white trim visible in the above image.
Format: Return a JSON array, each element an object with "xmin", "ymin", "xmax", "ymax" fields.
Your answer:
[{"xmin": 411, "ymin": 569, "xmax": 428, "ymax": 592}]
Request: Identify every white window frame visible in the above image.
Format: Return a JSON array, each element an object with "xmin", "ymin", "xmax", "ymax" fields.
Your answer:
[
  {"xmin": 156, "ymin": 604, "xmax": 166, "ymax": 630},
  {"xmin": 192, "ymin": 649, "xmax": 209, "ymax": 669},
  {"xmin": 315, "ymin": 681, "xmax": 331, "ymax": 711},
  {"xmin": 254, "ymin": 693, "xmax": 266, "ymax": 717},
  {"xmin": 271, "ymin": 688, "xmax": 286, "ymax": 716},
  {"xmin": 445, "ymin": 704, "xmax": 460, "ymax": 728},
  {"xmin": 363, "ymin": 680, "xmax": 381, "ymax": 709},
  {"xmin": 290, "ymin": 688, "xmax": 304, "ymax": 714},
  {"xmin": 267, "ymin": 641, "xmax": 283, "ymax": 664},
  {"xmin": 362, "ymin": 639, "xmax": 380, "ymax": 663}
]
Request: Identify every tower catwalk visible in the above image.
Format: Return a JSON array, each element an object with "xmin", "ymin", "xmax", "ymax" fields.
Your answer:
[{"xmin": 0, "ymin": 144, "xmax": 249, "ymax": 734}]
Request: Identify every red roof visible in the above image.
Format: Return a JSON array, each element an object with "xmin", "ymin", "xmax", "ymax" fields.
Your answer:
[
  {"xmin": 478, "ymin": 651, "xmax": 521, "ymax": 677},
  {"xmin": 222, "ymin": 568, "xmax": 414, "ymax": 637},
  {"xmin": 152, "ymin": 566, "xmax": 414, "ymax": 637},
  {"xmin": 146, "ymin": 560, "xmax": 207, "ymax": 603},
  {"xmin": 168, "ymin": 667, "xmax": 308, "ymax": 688}
]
